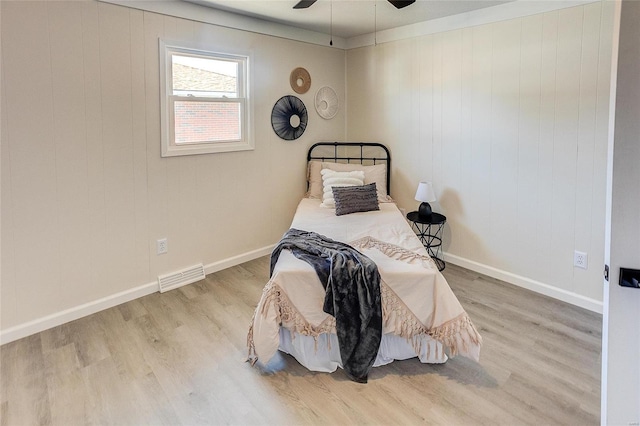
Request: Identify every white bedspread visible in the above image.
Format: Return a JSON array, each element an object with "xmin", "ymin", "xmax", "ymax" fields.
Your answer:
[{"xmin": 248, "ymin": 198, "xmax": 481, "ymax": 372}]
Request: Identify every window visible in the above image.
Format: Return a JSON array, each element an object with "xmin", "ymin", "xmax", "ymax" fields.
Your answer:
[{"xmin": 160, "ymin": 40, "xmax": 252, "ymax": 156}]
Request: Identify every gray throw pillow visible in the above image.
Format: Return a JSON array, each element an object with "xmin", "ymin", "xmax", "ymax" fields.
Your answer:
[{"xmin": 332, "ymin": 183, "xmax": 380, "ymax": 216}]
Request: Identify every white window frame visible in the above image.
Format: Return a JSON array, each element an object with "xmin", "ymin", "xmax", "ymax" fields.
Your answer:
[{"xmin": 160, "ymin": 40, "xmax": 253, "ymax": 157}]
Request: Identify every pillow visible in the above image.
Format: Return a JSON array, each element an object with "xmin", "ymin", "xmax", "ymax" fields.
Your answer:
[
  {"xmin": 305, "ymin": 160, "xmax": 323, "ymax": 199},
  {"xmin": 322, "ymin": 162, "xmax": 392, "ymax": 203},
  {"xmin": 320, "ymin": 169, "xmax": 365, "ymax": 208},
  {"xmin": 306, "ymin": 160, "xmax": 392, "ymax": 201},
  {"xmin": 333, "ymin": 183, "xmax": 380, "ymax": 216}
]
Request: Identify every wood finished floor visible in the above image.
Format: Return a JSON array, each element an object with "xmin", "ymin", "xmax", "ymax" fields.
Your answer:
[{"xmin": 0, "ymin": 258, "xmax": 601, "ymax": 425}]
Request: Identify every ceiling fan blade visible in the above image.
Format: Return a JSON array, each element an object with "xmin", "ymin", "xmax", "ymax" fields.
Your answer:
[
  {"xmin": 293, "ymin": 0, "xmax": 318, "ymax": 9},
  {"xmin": 387, "ymin": 0, "xmax": 416, "ymax": 9}
]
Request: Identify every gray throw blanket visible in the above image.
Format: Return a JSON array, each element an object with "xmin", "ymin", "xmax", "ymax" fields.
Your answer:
[{"xmin": 270, "ymin": 228, "xmax": 382, "ymax": 383}]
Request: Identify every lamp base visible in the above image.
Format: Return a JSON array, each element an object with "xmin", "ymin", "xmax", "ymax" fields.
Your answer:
[{"xmin": 418, "ymin": 202, "xmax": 432, "ymax": 219}]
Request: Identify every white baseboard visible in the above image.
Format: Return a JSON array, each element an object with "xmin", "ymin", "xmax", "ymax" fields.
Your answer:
[
  {"xmin": 0, "ymin": 281, "xmax": 158, "ymax": 346},
  {"xmin": 444, "ymin": 252, "xmax": 603, "ymax": 314},
  {"xmin": 4, "ymin": 246, "xmax": 597, "ymax": 345},
  {"xmin": 203, "ymin": 244, "xmax": 274, "ymax": 275},
  {"xmin": 0, "ymin": 245, "xmax": 275, "ymax": 346}
]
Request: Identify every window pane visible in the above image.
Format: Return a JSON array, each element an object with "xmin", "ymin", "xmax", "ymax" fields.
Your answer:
[
  {"xmin": 172, "ymin": 54, "xmax": 238, "ymax": 98},
  {"xmin": 174, "ymin": 101, "xmax": 241, "ymax": 144}
]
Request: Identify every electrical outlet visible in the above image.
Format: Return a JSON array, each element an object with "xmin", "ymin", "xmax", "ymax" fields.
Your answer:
[
  {"xmin": 157, "ymin": 238, "xmax": 168, "ymax": 255},
  {"xmin": 574, "ymin": 251, "xmax": 588, "ymax": 269}
]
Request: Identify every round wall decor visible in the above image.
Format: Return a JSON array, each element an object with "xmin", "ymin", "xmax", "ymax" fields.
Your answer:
[
  {"xmin": 271, "ymin": 95, "xmax": 308, "ymax": 140},
  {"xmin": 290, "ymin": 67, "xmax": 311, "ymax": 94},
  {"xmin": 314, "ymin": 86, "xmax": 339, "ymax": 120}
]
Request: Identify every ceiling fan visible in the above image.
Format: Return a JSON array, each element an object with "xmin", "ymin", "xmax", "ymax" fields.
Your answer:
[{"xmin": 293, "ymin": 0, "xmax": 415, "ymax": 10}]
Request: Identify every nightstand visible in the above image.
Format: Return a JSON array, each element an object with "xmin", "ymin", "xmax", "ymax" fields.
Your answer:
[{"xmin": 406, "ymin": 211, "xmax": 446, "ymax": 271}]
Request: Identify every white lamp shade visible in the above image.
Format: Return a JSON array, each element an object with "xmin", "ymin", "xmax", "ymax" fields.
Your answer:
[{"xmin": 415, "ymin": 181, "xmax": 436, "ymax": 203}]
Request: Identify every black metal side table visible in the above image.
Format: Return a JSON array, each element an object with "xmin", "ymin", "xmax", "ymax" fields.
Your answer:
[{"xmin": 406, "ymin": 211, "xmax": 447, "ymax": 271}]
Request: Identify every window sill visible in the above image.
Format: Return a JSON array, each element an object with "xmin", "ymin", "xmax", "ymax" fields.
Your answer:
[{"xmin": 161, "ymin": 141, "xmax": 254, "ymax": 157}]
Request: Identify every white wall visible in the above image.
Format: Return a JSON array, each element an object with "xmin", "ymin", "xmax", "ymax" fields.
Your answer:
[
  {"xmin": 602, "ymin": 1, "xmax": 640, "ymax": 423},
  {"xmin": 346, "ymin": 2, "xmax": 614, "ymax": 310},
  {"xmin": 0, "ymin": 0, "xmax": 346, "ymax": 340}
]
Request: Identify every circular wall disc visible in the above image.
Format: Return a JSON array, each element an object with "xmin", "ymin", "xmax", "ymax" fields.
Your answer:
[
  {"xmin": 314, "ymin": 86, "xmax": 339, "ymax": 120},
  {"xmin": 290, "ymin": 67, "xmax": 311, "ymax": 94},
  {"xmin": 271, "ymin": 95, "xmax": 308, "ymax": 140}
]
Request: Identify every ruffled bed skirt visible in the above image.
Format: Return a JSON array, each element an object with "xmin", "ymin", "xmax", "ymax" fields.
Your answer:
[{"xmin": 277, "ymin": 328, "xmax": 447, "ymax": 373}]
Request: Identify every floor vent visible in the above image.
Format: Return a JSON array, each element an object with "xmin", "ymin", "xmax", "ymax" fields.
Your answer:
[{"xmin": 158, "ymin": 263, "xmax": 205, "ymax": 293}]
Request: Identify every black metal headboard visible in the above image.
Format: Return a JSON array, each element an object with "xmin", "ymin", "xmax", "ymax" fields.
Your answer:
[{"xmin": 307, "ymin": 142, "xmax": 391, "ymax": 195}]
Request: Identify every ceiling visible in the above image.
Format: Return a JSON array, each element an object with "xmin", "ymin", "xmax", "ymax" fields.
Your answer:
[{"xmin": 185, "ymin": 0, "xmax": 515, "ymax": 40}]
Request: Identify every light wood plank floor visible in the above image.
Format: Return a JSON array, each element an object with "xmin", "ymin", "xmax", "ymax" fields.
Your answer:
[{"xmin": 1, "ymin": 258, "xmax": 601, "ymax": 425}]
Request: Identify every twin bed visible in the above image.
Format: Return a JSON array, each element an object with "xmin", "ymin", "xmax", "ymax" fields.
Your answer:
[{"xmin": 247, "ymin": 142, "xmax": 481, "ymax": 382}]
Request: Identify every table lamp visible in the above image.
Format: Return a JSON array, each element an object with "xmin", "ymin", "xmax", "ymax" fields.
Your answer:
[{"xmin": 415, "ymin": 181, "xmax": 436, "ymax": 219}]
